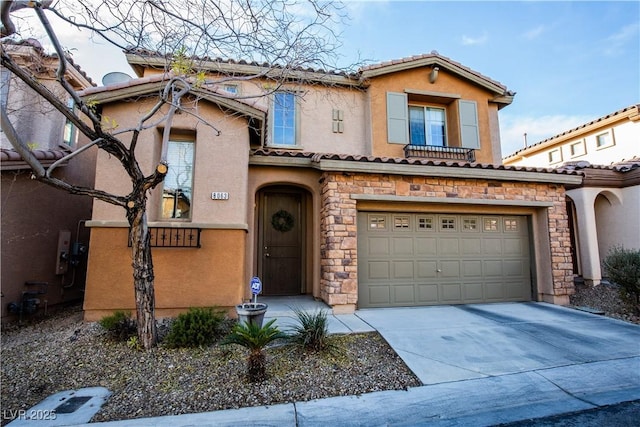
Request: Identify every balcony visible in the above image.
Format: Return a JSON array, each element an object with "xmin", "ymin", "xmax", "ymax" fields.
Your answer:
[{"xmin": 404, "ymin": 144, "xmax": 476, "ymax": 162}]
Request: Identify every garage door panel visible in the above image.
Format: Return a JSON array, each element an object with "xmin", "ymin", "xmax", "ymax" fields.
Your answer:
[
  {"xmin": 416, "ymin": 237, "xmax": 437, "ymax": 255},
  {"xmin": 393, "ymin": 261, "xmax": 414, "ymax": 279},
  {"xmin": 440, "ymin": 260, "xmax": 460, "ymax": 277},
  {"xmin": 441, "ymin": 283, "xmax": 462, "ymax": 302},
  {"xmin": 462, "ymin": 260, "xmax": 482, "ymax": 277},
  {"xmin": 464, "ymin": 282, "xmax": 484, "ymax": 301},
  {"xmin": 504, "ymin": 260, "xmax": 525, "ymax": 276},
  {"xmin": 367, "ymin": 261, "xmax": 390, "ymax": 279},
  {"xmin": 417, "ymin": 261, "xmax": 438, "ymax": 278},
  {"xmin": 392, "ymin": 284, "xmax": 415, "ymax": 304},
  {"xmin": 369, "ymin": 286, "xmax": 391, "ymax": 305},
  {"xmin": 439, "ymin": 238, "xmax": 459, "ymax": 255},
  {"xmin": 483, "ymin": 238, "xmax": 503, "ymax": 255},
  {"xmin": 392, "ymin": 237, "xmax": 414, "ymax": 255},
  {"xmin": 368, "ymin": 237, "xmax": 390, "ymax": 255},
  {"xmin": 485, "ymin": 283, "xmax": 505, "ymax": 300},
  {"xmin": 462, "ymin": 238, "xmax": 482, "ymax": 254},
  {"xmin": 417, "ymin": 284, "xmax": 439, "ymax": 303},
  {"xmin": 504, "ymin": 238, "xmax": 526, "ymax": 256},
  {"xmin": 358, "ymin": 212, "xmax": 531, "ymax": 308}
]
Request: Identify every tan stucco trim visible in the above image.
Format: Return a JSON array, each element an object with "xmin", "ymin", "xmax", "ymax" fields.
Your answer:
[
  {"xmin": 249, "ymin": 156, "xmax": 313, "ymax": 168},
  {"xmin": 316, "ymin": 159, "xmax": 584, "ymax": 185},
  {"xmin": 404, "ymin": 88, "xmax": 461, "ymax": 99},
  {"xmin": 351, "ymin": 194, "xmax": 555, "ymax": 208},
  {"xmin": 85, "ymin": 220, "xmax": 248, "ymax": 230}
]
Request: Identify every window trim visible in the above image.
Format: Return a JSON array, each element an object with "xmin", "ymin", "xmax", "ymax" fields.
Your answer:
[
  {"xmin": 548, "ymin": 148, "xmax": 563, "ymax": 165},
  {"xmin": 569, "ymin": 139, "xmax": 586, "ymax": 158},
  {"xmin": 161, "ymin": 138, "xmax": 195, "ymax": 221},
  {"xmin": 408, "ymin": 104, "xmax": 447, "ymax": 147},
  {"xmin": 595, "ymin": 131, "xmax": 615, "ymax": 150},
  {"xmin": 268, "ymin": 90, "xmax": 301, "ymax": 148}
]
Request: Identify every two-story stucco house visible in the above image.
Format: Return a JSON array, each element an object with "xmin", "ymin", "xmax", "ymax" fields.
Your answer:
[
  {"xmin": 504, "ymin": 105, "xmax": 640, "ymax": 286},
  {"xmin": 80, "ymin": 51, "xmax": 582, "ymax": 321}
]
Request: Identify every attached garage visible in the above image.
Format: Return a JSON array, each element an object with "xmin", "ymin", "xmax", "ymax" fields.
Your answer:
[{"xmin": 357, "ymin": 212, "xmax": 532, "ymax": 308}]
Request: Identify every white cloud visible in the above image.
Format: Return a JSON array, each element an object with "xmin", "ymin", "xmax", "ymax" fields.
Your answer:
[
  {"xmin": 523, "ymin": 25, "xmax": 545, "ymax": 40},
  {"xmin": 461, "ymin": 32, "xmax": 488, "ymax": 46},
  {"xmin": 604, "ymin": 23, "xmax": 639, "ymax": 56},
  {"xmin": 499, "ymin": 113, "xmax": 594, "ymax": 158}
]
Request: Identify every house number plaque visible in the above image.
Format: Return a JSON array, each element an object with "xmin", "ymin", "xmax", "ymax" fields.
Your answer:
[{"xmin": 211, "ymin": 192, "xmax": 229, "ymax": 200}]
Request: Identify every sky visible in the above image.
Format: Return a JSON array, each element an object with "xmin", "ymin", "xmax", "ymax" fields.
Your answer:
[{"xmin": 13, "ymin": 0, "xmax": 640, "ymax": 157}]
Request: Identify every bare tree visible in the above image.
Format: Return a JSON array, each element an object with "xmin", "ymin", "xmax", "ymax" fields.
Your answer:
[{"xmin": 0, "ymin": 0, "xmax": 348, "ymax": 349}]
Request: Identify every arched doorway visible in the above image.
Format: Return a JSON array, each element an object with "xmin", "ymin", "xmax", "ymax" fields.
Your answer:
[{"xmin": 257, "ymin": 186, "xmax": 308, "ymax": 295}]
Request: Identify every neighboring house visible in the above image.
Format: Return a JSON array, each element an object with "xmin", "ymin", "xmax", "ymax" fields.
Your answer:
[
  {"xmin": 80, "ymin": 51, "xmax": 582, "ymax": 321},
  {"xmin": 1, "ymin": 40, "xmax": 96, "ymax": 318},
  {"xmin": 504, "ymin": 105, "xmax": 640, "ymax": 286}
]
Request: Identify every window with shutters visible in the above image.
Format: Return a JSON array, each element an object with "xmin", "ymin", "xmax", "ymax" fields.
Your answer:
[
  {"xmin": 162, "ymin": 140, "xmax": 195, "ymax": 220},
  {"xmin": 387, "ymin": 92, "xmax": 478, "ymax": 161}
]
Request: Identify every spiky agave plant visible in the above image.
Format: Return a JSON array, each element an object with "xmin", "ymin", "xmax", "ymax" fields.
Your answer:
[
  {"xmin": 222, "ymin": 319, "xmax": 288, "ymax": 382},
  {"xmin": 289, "ymin": 308, "xmax": 333, "ymax": 352}
]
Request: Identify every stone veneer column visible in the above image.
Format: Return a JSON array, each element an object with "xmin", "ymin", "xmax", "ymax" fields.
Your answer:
[{"xmin": 319, "ymin": 173, "xmax": 358, "ymax": 313}]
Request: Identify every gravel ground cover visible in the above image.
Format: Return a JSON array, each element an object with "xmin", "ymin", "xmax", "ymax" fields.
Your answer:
[
  {"xmin": 1, "ymin": 283, "xmax": 638, "ymax": 425},
  {"xmin": 0, "ymin": 307, "xmax": 419, "ymax": 425}
]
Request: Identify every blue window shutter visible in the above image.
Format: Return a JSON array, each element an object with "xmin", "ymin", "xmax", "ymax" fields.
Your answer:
[
  {"xmin": 459, "ymin": 100, "xmax": 480, "ymax": 148},
  {"xmin": 387, "ymin": 92, "xmax": 408, "ymax": 144}
]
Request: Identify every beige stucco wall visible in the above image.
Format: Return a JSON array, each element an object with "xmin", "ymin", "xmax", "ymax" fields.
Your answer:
[
  {"xmin": 90, "ymin": 96, "xmax": 251, "ymax": 225},
  {"xmin": 366, "ymin": 67, "xmax": 501, "ymax": 163}
]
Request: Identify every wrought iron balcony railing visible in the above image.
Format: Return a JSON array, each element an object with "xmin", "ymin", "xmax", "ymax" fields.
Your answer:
[{"xmin": 404, "ymin": 144, "xmax": 476, "ymax": 162}]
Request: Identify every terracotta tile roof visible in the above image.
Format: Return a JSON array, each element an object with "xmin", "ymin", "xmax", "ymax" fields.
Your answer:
[
  {"xmin": 2, "ymin": 39, "xmax": 95, "ymax": 86},
  {"xmin": 1, "ymin": 148, "xmax": 70, "ymax": 170},
  {"xmin": 125, "ymin": 48, "xmax": 357, "ymax": 78},
  {"xmin": 559, "ymin": 157, "xmax": 640, "ymax": 173},
  {"xmin": 78, "ymin": 72, "xmax": 267, "ymax": 113},
  {"xmin": 251, "ymin": 148, "xmax": 579, "ymax": 176},
  {"xmin": 359, "ymin": 51, "xmax": 510, "ymax": 92}
]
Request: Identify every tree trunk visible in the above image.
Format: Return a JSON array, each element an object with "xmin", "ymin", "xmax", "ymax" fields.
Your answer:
[{"xmin": 128, "ymin": 199, "xmax": 158, "ymax": 350}]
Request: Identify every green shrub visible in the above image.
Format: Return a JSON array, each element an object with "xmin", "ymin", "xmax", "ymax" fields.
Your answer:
[
  {"xmin": 603, "ymin": 246, "xmax": 640, "ymax": 307},
  {"xmin": 98, "ymin": 311, "xmax": 136, "ymax": 341},
  {"xmin": 222, "ymin": 319, "xmax": 288, "ymax": 382},
  {"xmin": 289, "ymin": 308, "xmax": 338, "ymax": 353},
  {"xmin": 164, "ymin": 307, "xmax": 227, "ymax": 348}
]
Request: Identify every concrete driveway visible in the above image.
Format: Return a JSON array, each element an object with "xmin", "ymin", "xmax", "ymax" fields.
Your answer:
[{"xmin": 356, "ymin": 302, "xmax": 640, "ymax": 386}]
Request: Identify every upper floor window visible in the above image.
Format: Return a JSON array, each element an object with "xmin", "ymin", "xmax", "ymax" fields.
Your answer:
[
  {"xmin": 223, "ymin": 84, "xmax": 239, "ymax": 95},
  {"xmin": 63, "ymin": 99, "xmax": 77, "ymax": 146},
  {"xmin": 596, "ymin": 131, "xmax": 614, "ymax": 149},
  {"xmin": 386, "ymin": 92, "xmax": 479, "ymax": 149},
  {"xmin": 548, "ymin": 148, "xmax": 563, "ymax": 164},
  {"xmin": 409, "ymin": 106, "xmax": 446, "ymax": 146},
  {"xmin": 162, "ymin": 140, "xmax": 194, "ymax": 220},
  {"xmin": 271, "ymin": 91, "xmax": 298, "ymax": 146},
  {"xmin": 569, "ymin": 140, "xmax": 586, "ymax": 158}
]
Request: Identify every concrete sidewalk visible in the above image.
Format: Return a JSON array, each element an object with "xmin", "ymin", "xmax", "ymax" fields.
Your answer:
[{"xmin": 14, "ymin": 301, "xmax": 640, "ymax": 426}]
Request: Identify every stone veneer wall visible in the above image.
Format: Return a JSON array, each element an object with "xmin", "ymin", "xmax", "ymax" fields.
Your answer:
[{"xmin": 319, "ymin": 171, "xmax": 574, "ymax": 308}]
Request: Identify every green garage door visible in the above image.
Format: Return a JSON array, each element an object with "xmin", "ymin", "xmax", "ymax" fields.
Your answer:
[{"xmin": 357, "ymin": 212, "xmax": 532, "ymax": 308}]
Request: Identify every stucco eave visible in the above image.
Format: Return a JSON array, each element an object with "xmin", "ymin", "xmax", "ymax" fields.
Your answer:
[
  {"xmin": 351, "ymin": 194, "xmax": 555, "ymax": 208},
  {"xmin": 249, "ymin": 155, "xmax": 313, "ymax": 168},
  {"xmin": 315, "ymin": 159, "xmax": 584, "ymax": 185}
]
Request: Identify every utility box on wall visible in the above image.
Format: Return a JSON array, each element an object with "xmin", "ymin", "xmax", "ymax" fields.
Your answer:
[{"xmin": 56, "ymin": 230, "xmax": 71, "ymax": 275}]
